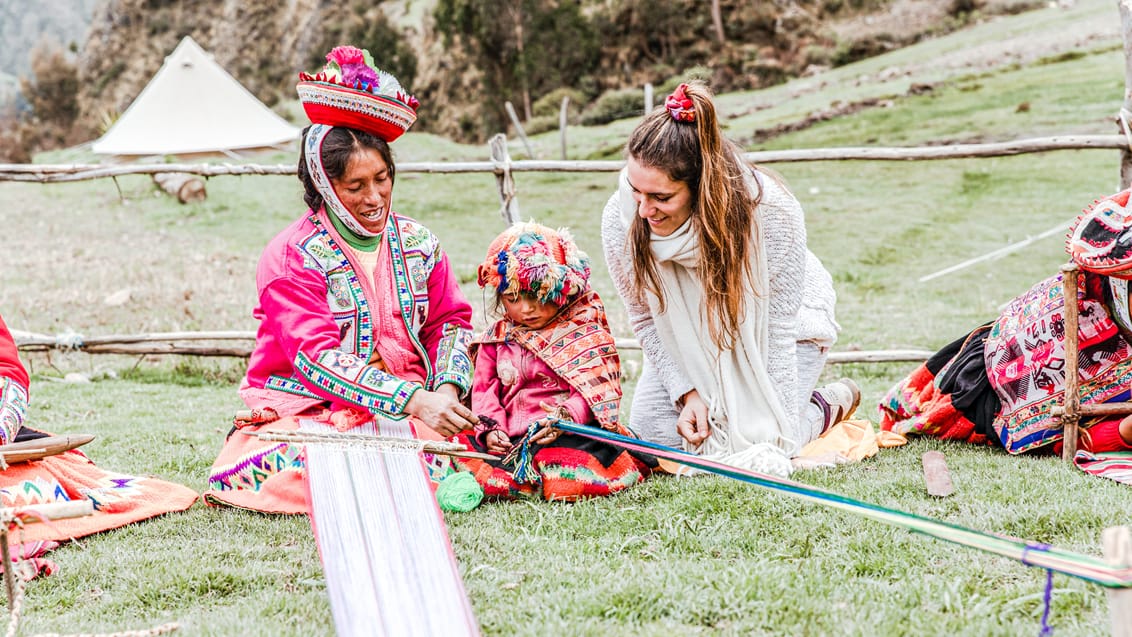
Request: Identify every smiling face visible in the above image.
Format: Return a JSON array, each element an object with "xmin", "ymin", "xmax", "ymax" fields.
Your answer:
[
  {"xmin": 330, "ymin": 147, "xmax": 394, "ymax": 234},
  {"xmin": 500, "ymin": 291, "xmax": 561, "ymax": 330},
  {"xmin": 626, "ymin": 156, "xmax": 694, "ymax": 237}
]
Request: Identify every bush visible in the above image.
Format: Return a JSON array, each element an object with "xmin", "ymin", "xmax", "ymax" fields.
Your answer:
[
  {"xmin": 0, "ymin": 119, "xmax": 34, "ymax": 163},
  {"xmin": 522, "ymin": 114, "xmax": 560, "ymax": 136},
  {"xmin": 832, "ymin": 33, "xmax": 900, "ymax": 67},
  {"xmin": 657, "ymin": 66, "xmax": 715, "ymax": 97},
  {"xmin": 580, "ymin": 88, "xmax": 643, "ymax": 126},
  {"xmin": 531, "ymin": 87, "xmax": 587, "ymax": 121}
]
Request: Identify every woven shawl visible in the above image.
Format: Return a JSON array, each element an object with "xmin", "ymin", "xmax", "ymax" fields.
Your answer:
[
  {"xmin": 473, "ymin": 289, "xmax": 624, "ymax": 432},
  {"xmin": 986, "ymin": 271, "xmax": 1132, "ymax": 453}
]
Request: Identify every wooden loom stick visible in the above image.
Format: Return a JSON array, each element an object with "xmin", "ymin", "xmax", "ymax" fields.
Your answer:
[
  {"xmin": 301, "ymin": 418, "xmax": 480, "ymax": 636},
  {"xmin": 0, "ymin": 434, "xmax": 95, "ymax": 465},
  {"xmin": 1060, "ymin": 263, "xmax": 1082, "ymax": 462},
  {"xmin": 248, "ymin": 428, "xmax": 498, "ymax": 461}
]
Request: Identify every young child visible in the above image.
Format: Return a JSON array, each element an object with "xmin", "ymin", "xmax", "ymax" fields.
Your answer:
[{"xmin": 451, "ymin": 221, "xmax": 655, "ymax": 500}]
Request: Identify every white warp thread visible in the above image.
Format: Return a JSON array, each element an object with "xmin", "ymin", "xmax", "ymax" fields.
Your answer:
[{"xmin": 301, "ymin": 419, "xmax": 479, "ymax": 636}]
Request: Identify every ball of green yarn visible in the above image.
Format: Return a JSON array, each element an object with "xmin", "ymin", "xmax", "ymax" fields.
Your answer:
[{"xmin": 436, "ymin": 471, "xmax": 484, "ymax": 512}]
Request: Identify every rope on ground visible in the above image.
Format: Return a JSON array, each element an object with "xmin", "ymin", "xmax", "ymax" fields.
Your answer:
[{"xmin": 1, "ymin": 521, "xmax": 180, "ymax": 637}]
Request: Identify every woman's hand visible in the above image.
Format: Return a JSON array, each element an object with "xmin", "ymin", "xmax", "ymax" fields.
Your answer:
[
  {"xmin": 676, "ymin": 389, "xmax": 711, "ymax": 446},
  {"xmin": 485, "ymin": 430, "xmax": 513, "ymax": 454},
  {"xmin": 405, "ymin": 384, "xmax": 478, "ymax": 437}
]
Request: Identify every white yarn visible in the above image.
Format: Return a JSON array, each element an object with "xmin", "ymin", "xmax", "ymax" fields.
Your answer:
[{"xmin": 301, "ymin": 419, "xmax": 478, "ymax": 636}]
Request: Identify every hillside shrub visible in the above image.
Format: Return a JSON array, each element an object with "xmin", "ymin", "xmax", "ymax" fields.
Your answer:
[
  {"xmin": 0, "ymin": 118, "xmax": 34, "ymax": 163},
  {"xmin": 532, "ymin": 87, "xmax": 586, "ymax": 121},
  {"xmin": 522, "ymin": 114, "xmax": 560, "ymax": 136},
  {"xmin": 832, "ymin": 33, "xmax": 900, "ymax": 67},
  {"xmin": 658, "ymin": 66, "xmax": 715, "ymax": 96},
  {"xmin": 580, "ymin": 88, "xmax": 643, "ymax": 126}
]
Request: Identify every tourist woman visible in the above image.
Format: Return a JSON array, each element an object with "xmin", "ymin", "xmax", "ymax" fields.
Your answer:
[{"xmin": 602, "ymin": 81, "xmax": 859, "ymax": 477}]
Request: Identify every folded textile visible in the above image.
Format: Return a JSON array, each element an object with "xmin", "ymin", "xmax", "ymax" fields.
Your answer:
[{"xmin": 794, "ymin": 418, "xmax": 906, "ymax": 469}]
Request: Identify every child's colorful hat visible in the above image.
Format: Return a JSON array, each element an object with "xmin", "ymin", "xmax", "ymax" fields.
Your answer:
[
  {"xmin": 477, "ymin": 222, "xmax": 592, "ymax": 307},
  {"xmin": 296, "ymin": 46, "xmax": 419, "ymax": 142},
  {"xmin": 1067, "ymin": 188, "xmax": 1132, "ymax": 279}
]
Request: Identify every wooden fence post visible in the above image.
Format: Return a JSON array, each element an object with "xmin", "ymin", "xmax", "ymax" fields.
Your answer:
[
  {"xmin": 504, "ymin": 101, "xmax": 535, "ymax": 159},
  {"xmin": 559, "ymin": 96, "xmax": 570, "ymax": 160},
  {"xmin": 644, "ymin": 83, "xmax": 654, "ymax": 114},
  {"xmin": 1103, "ymin": 526, "xmax": 1132, "ymax": 637},
  {"xmin": 489, "ymin": 134, "xmax": 520, "ymax": 225},
  {"xmin": 1059, "ymin": 262, "xmax": 1081, "ymax": 461},
  {"xmin": 1120, "ymin": 0, "xmax": 1132, "ymax": 189}
]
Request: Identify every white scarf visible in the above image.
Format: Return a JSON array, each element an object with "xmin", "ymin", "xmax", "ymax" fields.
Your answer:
[
  {"xmin": 617, "ymin": 169, "xmax": 794, "ymax": 468},
  {"xmin": 305, "ymin": 124, "xmax": 381, "ymax": 238}
]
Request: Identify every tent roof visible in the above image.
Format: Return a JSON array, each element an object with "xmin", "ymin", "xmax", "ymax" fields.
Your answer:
[{"xmin": 92, "ymin": 36, "xmax": 300, "ymax": 157}]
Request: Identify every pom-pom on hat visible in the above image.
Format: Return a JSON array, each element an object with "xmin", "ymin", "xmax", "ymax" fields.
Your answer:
[
  {"xmin": 1066, "ymin": 188, "xmax": 1132, "ymax": 279},
  {"xmin": 297, "ymin": 45, "xmax": 419, "ymax": 142},
  {"xmin": 477, "ymin": 222, "xmax": 592, "ymax": 307}
]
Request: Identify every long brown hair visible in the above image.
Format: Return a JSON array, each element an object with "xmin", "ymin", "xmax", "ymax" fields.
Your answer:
[{"xmin": 626, "ymin": 81, "xmax": 761, "ymax": 350}]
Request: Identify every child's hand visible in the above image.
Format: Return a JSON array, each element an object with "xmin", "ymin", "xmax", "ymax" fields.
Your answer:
[{"xmin": 485, "ymin": 429, "xmax": 513, "ymax": 455}]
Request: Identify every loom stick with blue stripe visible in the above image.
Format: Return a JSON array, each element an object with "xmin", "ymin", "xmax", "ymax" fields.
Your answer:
[{"xmin": 551, "ymin": 419, "xmax": 1132, "ymax": 588}]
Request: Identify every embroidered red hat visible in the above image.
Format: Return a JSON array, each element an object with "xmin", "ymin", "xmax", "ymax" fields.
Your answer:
[
  {"xmin": 1067, "ymin": 188, "xmax": 1132, "ymax": 279},
  {"xmin": 296, "ymin": 45, "xmax": 419, "ymax": 142}
]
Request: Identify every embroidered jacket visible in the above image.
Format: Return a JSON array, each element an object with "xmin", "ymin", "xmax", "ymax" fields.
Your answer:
[
  {"xmin": 0, "ymin": 315, "xmax": 29, "ymax": 444},
  {"xmin": 244, "ymin": 209, "xmax": 474, "ymax": 418}
]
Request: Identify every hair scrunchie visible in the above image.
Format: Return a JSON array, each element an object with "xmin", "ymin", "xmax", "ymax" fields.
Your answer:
[{"xmin": 665, "ymin": 83, "xmax": 695, "ymax": 122}]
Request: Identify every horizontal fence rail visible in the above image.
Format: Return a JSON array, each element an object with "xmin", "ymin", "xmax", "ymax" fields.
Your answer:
[
  {"xmin": 10, "ymin": 329, "xmax": 934, "ymax": 365},
  {"xmin": 0, "ymin": 134, "xmax": 1125, "ymax": 182}
]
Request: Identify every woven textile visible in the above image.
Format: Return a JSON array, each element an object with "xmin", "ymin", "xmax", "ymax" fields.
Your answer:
[
  {"xmin": 302, "ymin": 418, "xmax": 478, "ymax": 636},
  {"xmin": 880, "ymin": 324, "xmax": 1001, "ymax": 445},
  {"xmin": 0, "ymin": 433, "xmax": 197, "ymax": 543},
  {"xmin": 1074, "ymin": 450, "xmax": 1132, "ymax": 485},
  {"xmin": 986, "ymin": 271, "xmax": 1132, "ymax": 453},
  {"xmin": 451, "ymin": 429, "xmax": 651, "ymax": 501},
  {"xmin": 205, "ymin": 408, "xmax": 450, "ymax": 514}
]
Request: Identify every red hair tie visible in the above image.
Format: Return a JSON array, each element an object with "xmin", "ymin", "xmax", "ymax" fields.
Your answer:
[{"xmin": 665, "ymin": 83, "xmax": 695, "ymax": 122}]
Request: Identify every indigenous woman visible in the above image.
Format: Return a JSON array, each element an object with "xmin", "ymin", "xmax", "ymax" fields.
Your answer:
[
  {"xmin": 881, "ymin": 189, "xmax": 1132, "ymax": 484},
  {"xmin": 0, "ymin": 313, "xmax": 198, "ymax": 576},
  {"xmin": 602, "ymin": 81, "xmax": 859, "ymax": 477},
  {"xmin": 204, "ymin": 47, "xmax": 477, "ymax": 513}
]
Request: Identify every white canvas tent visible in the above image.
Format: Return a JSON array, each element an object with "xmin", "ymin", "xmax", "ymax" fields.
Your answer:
[{"xmin": 92, "ymin": 36, "xmax": 299, "ymax": 158}]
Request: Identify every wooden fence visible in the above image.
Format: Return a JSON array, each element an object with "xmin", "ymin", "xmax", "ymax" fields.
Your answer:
[{"xmin": 7, "ymin": 1, "xmax": 1132, "ymax": 364}]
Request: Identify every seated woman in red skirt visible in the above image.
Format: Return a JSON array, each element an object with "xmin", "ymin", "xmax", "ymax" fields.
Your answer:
[
  {"xmin": 880, "ymin": 189, "xmax": 1132, "ymax": 483},
  {"xmin": 0, "ymin": 313, "xmax": 197, "ymax": 576},
  {"xmin": 204, "ymin": 48, "xmax": 478, "ymax": 514}
]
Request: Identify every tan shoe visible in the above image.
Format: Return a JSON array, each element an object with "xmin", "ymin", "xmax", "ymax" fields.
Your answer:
[{"xmin": 811, "ymin": 378, "xmax": 862, "ymax": 432}]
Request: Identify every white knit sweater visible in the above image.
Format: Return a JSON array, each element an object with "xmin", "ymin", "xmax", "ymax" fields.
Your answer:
[{"xmin": 601, "ymin": 170, "xmax": 839, "ymax": 436}]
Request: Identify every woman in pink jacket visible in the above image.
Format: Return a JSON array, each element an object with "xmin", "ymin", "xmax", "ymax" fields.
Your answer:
[{"xmin": 205, "ymin": 47, "xmax": 477, "ymax": 513}]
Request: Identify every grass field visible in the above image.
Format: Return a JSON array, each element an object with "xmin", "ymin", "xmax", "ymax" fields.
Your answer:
[{"xmin": 3, "ymin": 1, "xmax": 1132, "ymax": 634}]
